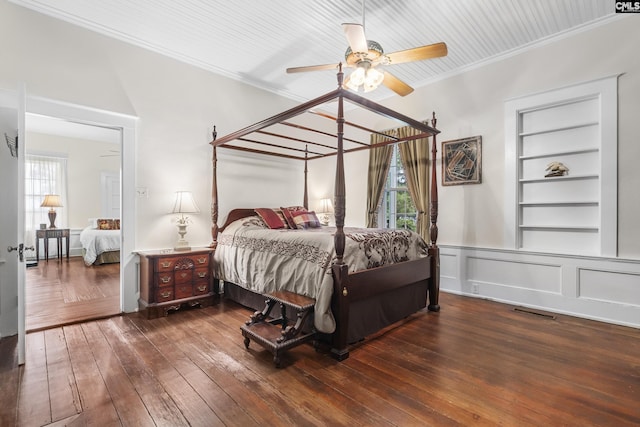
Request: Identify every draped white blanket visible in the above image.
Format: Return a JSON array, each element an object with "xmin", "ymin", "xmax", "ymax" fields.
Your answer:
[
  {"xmin": 213, "ymin": 216, "xmax": 429, "ymax": 333},
  {"xmin": 79, "ymin": 227, "xmax": 120, "ymax": 265}
]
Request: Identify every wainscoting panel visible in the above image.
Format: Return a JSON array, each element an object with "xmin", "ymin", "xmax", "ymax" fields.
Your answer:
[
  {"xmin": 466, "ymin": 256, "xmax": 562, "ymax": 294},
  {"xmin": 439, "ymin": 245, "xmax": 640, "ymax": 329},
  {"xmin": 578, "ymin": 268, "xmax": 640, "ymax": 306}
]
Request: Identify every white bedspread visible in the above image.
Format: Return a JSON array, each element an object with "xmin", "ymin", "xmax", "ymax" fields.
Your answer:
[
  {"xmin": 79, "ymin": 227, "xmax": 120, "ymax": 265},
  {"xmin": 213, "ymin": 216, "xmax": 429, "ymax": 333}
]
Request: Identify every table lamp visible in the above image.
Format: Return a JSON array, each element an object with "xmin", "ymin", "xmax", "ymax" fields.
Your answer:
[
  {"xmin": 171, "ymin": 191, "xmax": 200, "ymax": 251},
  {"xmin": 319, "ymin": 198, "xmax": 334, "ymax": 226},
  {"xmin": 40, "ymin": 194, "xmax": 63, "ymax": 228}
]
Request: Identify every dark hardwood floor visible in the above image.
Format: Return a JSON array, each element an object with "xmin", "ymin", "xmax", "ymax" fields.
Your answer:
[
  {"xmin": 1, "ymin": 292, "xmax": 639, "ymax": 426},
  {"xmin": 26, "ymin": 257, "xmax": 120, "ymax": 332}
]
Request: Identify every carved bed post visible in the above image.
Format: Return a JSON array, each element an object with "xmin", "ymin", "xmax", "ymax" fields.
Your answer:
[
  {"xmin": 428, "ymin": 112, "xmax": 441, "ymax": 312},
  {"xmin": 210, "ymin": 126, "xmax": 219, "ymax": 249},
  {"xmin": 303, "ymin": 145, "xmax": 309, "ymax": 209},
  {"xmin": 331, "ymin": 64, "xmax": 350, "ymax": 360},
  {"xmin": 210, "ymin": 126, "xmax": 221, "ymax": 296}
]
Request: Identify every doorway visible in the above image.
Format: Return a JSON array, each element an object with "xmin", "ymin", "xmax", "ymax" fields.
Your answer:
[{"xmin": 24, "ymin": 114, "xmax": 122, "ymax": 331}]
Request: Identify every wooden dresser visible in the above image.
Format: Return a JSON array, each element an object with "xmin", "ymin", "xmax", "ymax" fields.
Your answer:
[{"xmin": 137, "ymin": 248, "xmax": 216, "ymax": 319}]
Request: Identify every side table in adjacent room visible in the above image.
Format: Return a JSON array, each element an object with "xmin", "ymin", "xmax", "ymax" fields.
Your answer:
[{"xmin": 36, "ymin": 228, "xmax": 70, "ymax": 262}]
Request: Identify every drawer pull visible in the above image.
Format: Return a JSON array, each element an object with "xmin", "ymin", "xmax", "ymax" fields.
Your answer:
[
  {"xmin": 197, "ymin": 285, "xmax": 207, "ymax": 292},
  {"xmin": 197, "ymin": 272, "xmax": 207, "ymax": 278},
  {"xmin": 160, "ymin": 291, "xmax": 171, "ymax": 299},
  {"xmin": 161, "ymin": 261, "xmax": 172, "ymax": 268},
  {"xmin": 160, "ymin": 277, "xmax": 171, "ymax": 284},
  {"xmin": 197, "ymin": 257, "xmax": 207, "ymax": 264}
]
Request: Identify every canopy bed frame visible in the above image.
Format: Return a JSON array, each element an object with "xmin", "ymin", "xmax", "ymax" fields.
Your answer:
[{"xmin": 210, "ymin": 67, "xmax": 441, "ymax": 360}]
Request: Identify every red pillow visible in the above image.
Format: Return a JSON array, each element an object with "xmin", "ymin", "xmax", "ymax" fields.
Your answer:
[
  {"xmin": 291, "ymin": 210, "xmax": 321, "ymax": 229},
  {"xmin": 280, "ymin": 206, "xmax": 307, "ymax": 229},
  {"xmin": 255, "ymin": 208, "xmax": 286, "ymax": 229}
]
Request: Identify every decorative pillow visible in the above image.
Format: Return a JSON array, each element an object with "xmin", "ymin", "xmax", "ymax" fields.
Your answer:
[
  {"xmin": 280, "ymin": 206, "xmax": 307, "ymax": 229},
  {"xmin": 97, "ymin": 219, "xmax": 120, "ymax": 230},
  {"xmin": 254, "ymin": 208, "xmax": 286, "ymax": 229},
  {"xmin": 291, "ymin": 210, "xmax": 321, "ymax": 229}
]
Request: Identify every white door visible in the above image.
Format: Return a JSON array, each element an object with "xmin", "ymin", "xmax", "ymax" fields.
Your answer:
[
  {"xmin": 0, "ymin": 87, "xmax": 26, "ymax": 364},
  {"xmin": 101, "ymin": 171, "xmax": 121, "ymax": 218}
]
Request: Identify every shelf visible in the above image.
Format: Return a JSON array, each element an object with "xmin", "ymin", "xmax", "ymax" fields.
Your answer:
[
  {"xmin": 518, "ymin": 121, "xmax": 598, "ymax": 138},
  {"xmin": 519, "ymin": 174, "xmax": 599, "ymax": 183},
  {"xmin": 519, "ymin": 225, "xmax": 598, "ymax": 232},
  {"xmin": 519, "ymin": 201, "xmax": 598, "ymax": 206},
  {"xmin": 519, "ymin": 147, "xmax": 599, "ymax": 161}
]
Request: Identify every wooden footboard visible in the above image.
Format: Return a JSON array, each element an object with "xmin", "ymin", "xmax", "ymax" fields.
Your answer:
[{"xmin": 330, "ymin": 255, "xmax": 437, "ymax": 360}]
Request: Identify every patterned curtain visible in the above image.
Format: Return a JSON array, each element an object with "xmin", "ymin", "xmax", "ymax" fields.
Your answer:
[
  {"xmin": 397, "ymin": 126, "xmax": 431, "ymax": 241},
  {"xmin": 365, "ymin": 132, "xmax": 394, "ymax": 228}
]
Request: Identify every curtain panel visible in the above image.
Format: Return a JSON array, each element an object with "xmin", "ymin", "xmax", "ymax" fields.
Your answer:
[
  {"xmin": 365, "ymin": 132, "xmax": 394, "ymax": 228},
  {"xmin": 397, "ymin": 126, "xmax": 431, "ymax": 241}
]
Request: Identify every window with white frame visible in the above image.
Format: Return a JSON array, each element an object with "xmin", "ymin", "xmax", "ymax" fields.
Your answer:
[
  {"xmin": 25, "ymin": 153, "xmax": 68, "ymax": 256},
  {"xmin": 379, "ymin": 144, "xmax": 417, "ymax": 231},
  {"xmin": 504, "ymin": 76, "xmax": 618, "ymax": 257}
]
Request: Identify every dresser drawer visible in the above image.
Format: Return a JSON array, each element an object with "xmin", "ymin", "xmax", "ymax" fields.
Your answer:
[
  {"xmin": 175, "ymin": 269, "xmax": 193, "ymax": 284},
  {"xmin": 156, "ymin": 287, "xmax": 174, "ymax": 303},
  {"xmin": 156, "ymin": 272, "xmax": 173, "ymax": 287},
  {"xmin": 175, "ymin": 283, "xmax": 193, "ymax": 300},
  {"xmin": 193, "ymin": 282, "xmax": 210, "ymax": 296},
  {"xmin": 194, "ymin": 267, "xmax": 210, "ymax": 282},
  {"xmin": 156, "ymin": 257, "xmax": 179, "ymax": 271},
  {"xmin": 192, "ymin": 254, "xmax": 210, "ymax": 267}
]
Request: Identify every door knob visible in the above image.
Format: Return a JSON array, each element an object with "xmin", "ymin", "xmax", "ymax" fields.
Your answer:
[{"xmin": 7, "ymin": 244, "xmax": 29, "ymax": 262}]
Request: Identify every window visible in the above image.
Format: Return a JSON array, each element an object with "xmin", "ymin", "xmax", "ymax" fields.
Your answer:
[
  {"xmin": 379, "ymin": 145, "xmax": 417, "ymax": 231},
  {"xmin": 25, "ymin": 153, "xmax": 68, "ymax": 252}
]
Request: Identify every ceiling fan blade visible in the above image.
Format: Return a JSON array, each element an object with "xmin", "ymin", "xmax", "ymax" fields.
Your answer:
[
  {"xmin": 385, "ymin": 42, "xmax": 448, "ymax": 65},
  {"xmin": 286, "ymin": 63, "xmax": 341, "ymax": 73},
  {"xmin": 382, "ymin": 71, "xmax": 414, "ymax": 96},
  {"xmin": 342, "ymin": 23, "xmax": 368, "ymax": 53}
]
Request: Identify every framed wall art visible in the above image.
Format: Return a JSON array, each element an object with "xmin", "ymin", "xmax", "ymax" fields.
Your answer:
[{"xmin": 442, "ymin": 135, "xmax": 482, "ymax": 186}]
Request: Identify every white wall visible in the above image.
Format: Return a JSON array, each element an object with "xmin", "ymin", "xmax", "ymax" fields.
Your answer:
[{"xmin": 27, "ymin": 132, "xmax": 120, "ymax": 229}]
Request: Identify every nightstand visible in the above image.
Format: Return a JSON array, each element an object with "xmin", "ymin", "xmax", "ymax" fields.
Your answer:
[
  {"xmin": 36, "ymin": 228, "xmax": 70, "ymax": 261},
  {"xmin": 137, "ymin": 248, "xmax": 216, "ymax": 319}
]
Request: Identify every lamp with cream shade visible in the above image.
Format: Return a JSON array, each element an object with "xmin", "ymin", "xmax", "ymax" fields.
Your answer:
[
  {"xmin": 171, "ymin": 191, "xmax": 200, "ymax": 251},
  {"xmin": 318, "ymin": 198, "xmax": 334, "ymax": 226},
  {"xmin": 40, "ymin": 194, "xmax": 63, "ymax": 228}
]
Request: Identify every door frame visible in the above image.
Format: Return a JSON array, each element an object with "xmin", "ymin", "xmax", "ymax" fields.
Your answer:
[{"xmin": 26, "ymin": 95, "xmax": 139, "ymax": 315}]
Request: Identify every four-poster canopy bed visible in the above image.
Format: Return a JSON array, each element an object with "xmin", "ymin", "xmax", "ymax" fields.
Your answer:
[{"xmin": 209, "ymin": 67, "xmax": 441, "ymax": 360}]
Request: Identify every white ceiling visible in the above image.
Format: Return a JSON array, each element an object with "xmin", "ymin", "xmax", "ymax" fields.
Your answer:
[{"xmin": 13, "ymin": 0, "xmax": 616, "ymax": 104}]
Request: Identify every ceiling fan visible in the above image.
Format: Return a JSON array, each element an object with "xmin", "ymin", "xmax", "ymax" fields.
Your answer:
[{"xmin": 286, "ymin": 3, "xmax": 447, "ymax": 96}]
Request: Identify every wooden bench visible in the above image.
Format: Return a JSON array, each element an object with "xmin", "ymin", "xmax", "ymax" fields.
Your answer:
[{"xmin": 240, "ymin": 290, "xmax": 316, "ymax": 367}]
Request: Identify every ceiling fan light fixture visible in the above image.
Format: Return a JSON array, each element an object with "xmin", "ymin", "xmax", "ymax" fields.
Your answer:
[
  {"xmin": 345, "ymin": 63, "xmax": 384, "ymax": 93},
  {"xmin": 364, "ymin": 67, "xmax": 384, "ymax": 88},
  {"xmin": 348, "ymin": 66, "xmax": 366, "ymax": 87}
]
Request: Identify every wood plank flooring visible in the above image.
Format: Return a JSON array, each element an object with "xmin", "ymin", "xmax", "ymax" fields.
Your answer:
[
  {"xmin": 25, "ymin": 257, "xmax": 120, "ymax": 332},
  {"xmin": 1, "ymin": 292, "xmax": 639, "ymax": 426}
]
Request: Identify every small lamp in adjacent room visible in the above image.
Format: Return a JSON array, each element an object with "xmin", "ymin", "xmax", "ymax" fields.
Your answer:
[
  {"xmin": 171, "ymin": 191, "xmax": 200, "ymax": 251},
  {"xmin": 319, "ymin": 198, "xmax": 334, "ymax": 226},
  {"xmin": 40, "ymin": 194, "xmax": 63, "ymax": 228}
]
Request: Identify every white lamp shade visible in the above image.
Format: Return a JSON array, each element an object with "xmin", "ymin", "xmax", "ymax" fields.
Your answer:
[
  {"xmin": 319, "ymin": 198, "xmax": 334, "ymax": 213},
  {"xmin": 41, "ymin": 194, "xmax": 63, "ymax": 208},
  {"xmin": 171, "ymin": 191, "xmax": 200, "ymax": 214}
]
